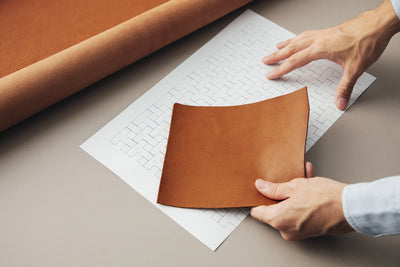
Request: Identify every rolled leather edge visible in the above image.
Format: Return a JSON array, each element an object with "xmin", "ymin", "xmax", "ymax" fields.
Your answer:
[{"xmin": 0, "ymin": 0, "xmax": 252, "ymax": 132}]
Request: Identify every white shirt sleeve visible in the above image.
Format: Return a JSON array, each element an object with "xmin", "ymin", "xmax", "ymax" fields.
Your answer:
[
  {"xmin": 342, "ymin": 176, "xmax": 400, "ymax": 236},
  {"xmin": 392, "ymin": 0, "xmax": 400, "ymax": 19}
]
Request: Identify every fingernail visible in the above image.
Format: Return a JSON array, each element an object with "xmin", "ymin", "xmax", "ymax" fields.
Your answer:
[
  {"xmin": 337, "ymin": 98, "xmax": 348, "ymax": 110},
  {"xmin": 255, "ymin": 179, "xmax": 268, "ymax": 189},
  {"xmin": 262, "ymin": 55, "xmax": 269, "ymax": 63}
]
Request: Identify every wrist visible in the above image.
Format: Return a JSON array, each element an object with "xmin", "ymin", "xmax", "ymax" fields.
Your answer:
[
  {"xmin": 337, "ymin": 185, "xmax": 354, "ymax": 233},
  {"xmin": 322, "ymin": 181, "xmax": 353, "ymax": 236},
  {"xmin": 368, "ymin": 0, "xmax": 400, "ymax": 37},
  {"xmin": 329, "ymin": 184, "xmax": 354, "ymax": 234}
]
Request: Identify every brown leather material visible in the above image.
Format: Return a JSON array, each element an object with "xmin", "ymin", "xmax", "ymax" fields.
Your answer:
[
  {"xmin": 157, "ymin": 87, "xmax": 309, "ymax": 208},
  {"xmin": 0, "ymin": 0, "xmax": 167, "ymax": 78},
  {"xmin": 0, "ymin": 0, "xmax": 252, "ymax": 132}
]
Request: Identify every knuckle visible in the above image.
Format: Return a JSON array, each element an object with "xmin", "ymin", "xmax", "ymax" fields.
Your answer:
[
  {"xmin": 268, "ymin": 211, "xmax": 287, "ymax": 230},
  {"xmin": 313, "ymin": 42, "xmax": 328, "ymax": 56},
  {"xmin": 298, "ymin": 30, "xmax": 310, "ymax": 38},
  {"xmin": 263, "ymin": 208, "xmax": 278, "ymax": 225},
  {"xmin": 282, "ymin": 233, "xmax": 298, "ymax": 241},
  {"xmin": 286, "ymin": 44, "xmax": 296, "ymax": 54},
  {"xmin": 270, "ymin": 218, "xmax": 283, "ymax": 230},
  {"xmin": 337, "ymin": 85, "xmax": 353, "ymax": 98},
  {"xmin": 298, "ymin": 30, "xmax": 317, "ymax": 40},
  {"xmin": 286, "ymin": 55, "xmax": 297, "ymax": 66},
  {"xmin": 294, "ymin": 221, "xmax": 305, "ymax": 233},
  {"xmin": 338, "ymin": 87, "xmax": 352, "ymax": 95},
  {"xmin": 311, "ymin": 42, "xmax": 324, "ymax": 55},
  {"xmin": 302, "ymin": 29, "xmax": 315, "ymax": 36},
  {"xmin": 315, "ymin": 38, "xmax": 328, "ymax": 47},
  {"xmin": 311, "ymin": 37, "xmax": 333, "ymax": 56},
  {"xmin": 268, "ymin": 184, "xmax": 280, "ymax": 196}
]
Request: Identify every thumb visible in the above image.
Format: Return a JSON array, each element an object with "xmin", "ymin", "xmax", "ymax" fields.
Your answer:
[
  {"xmin": 255, "ymin": 179, "xmax": 289, "ymax": 200},
  {"xmin": 335, "ymin": 70, "xmax": 359, "ymax": 110}
]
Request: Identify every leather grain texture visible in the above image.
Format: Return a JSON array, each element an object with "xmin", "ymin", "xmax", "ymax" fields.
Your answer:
[
  {"xmin": 0, "ymin": 0, "xmax": 167, "ymax": 78},
  {"xmin": 0, "ymin": 0, "xmax": 252, "ymax": 132},
  {"xmin": 157, "ymin": 87, "xmax": 309, "ymax": 208}
]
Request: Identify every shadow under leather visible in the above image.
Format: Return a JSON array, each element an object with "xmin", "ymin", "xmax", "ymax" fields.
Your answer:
[{"xmin": 0, "ymin": 6, "xmax": 248, "ymax": 158}]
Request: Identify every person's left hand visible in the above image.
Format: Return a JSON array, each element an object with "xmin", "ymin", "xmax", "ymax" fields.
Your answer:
[{"xmin": 250, "ymin": 162, "xmax": 354, "ymax": 240}]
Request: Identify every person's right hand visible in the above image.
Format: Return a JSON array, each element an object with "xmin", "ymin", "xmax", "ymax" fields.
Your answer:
[
  {"xmin": 263, "ymin": 0, "xmax": 400, "ymax": 110},
  {"xmin": 250, "ymin": 162, "xmax": 353, "ymax": 241}
]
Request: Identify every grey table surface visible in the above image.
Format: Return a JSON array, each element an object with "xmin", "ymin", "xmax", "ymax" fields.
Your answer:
[{"xmin": 1, "ymin": 0, "xmax": 399, "ymax": 266}]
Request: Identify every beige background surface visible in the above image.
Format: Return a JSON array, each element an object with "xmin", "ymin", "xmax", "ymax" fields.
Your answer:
[{"xmin": 1, "ymin": 0, "xmax": 399, "ymax": 266}]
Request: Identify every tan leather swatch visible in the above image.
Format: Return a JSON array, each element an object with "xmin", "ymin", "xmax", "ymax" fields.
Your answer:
[
  {"xmin": 0, "ymin": 0, "xmax": 252, "ymax": 132},
  {"xmin": 157, "ymin": 87, "xmax": 309, "ymax": 208}
]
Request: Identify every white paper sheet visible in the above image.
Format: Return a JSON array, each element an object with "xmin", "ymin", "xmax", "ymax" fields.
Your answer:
[{"xmin": 81, "ymin": 10, "xmax": 375, "ymax": 250}]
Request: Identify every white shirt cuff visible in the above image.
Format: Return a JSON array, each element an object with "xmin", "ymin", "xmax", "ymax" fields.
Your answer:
[
  {"xmin": 342, "ymin": 176, "xmax": 400, "ymax": 236},
  {"xmin": 391, "ymin": 0, "xmax": 400, "ymax": 20}
]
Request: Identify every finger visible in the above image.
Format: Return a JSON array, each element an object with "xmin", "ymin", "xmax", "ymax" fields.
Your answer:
[
  {"xmin": 305, "ymin": 162, "xmax": 315, "ymax": 178},
  {"xmin": 276, "ymin": 29, "xmax": 318, "ymax": 50},
  {"xmin": 266, "ymin": 48, "xmax": 318, "ymax": 80},
  {"xmin": 277, "ymin": 38, "xmax": 293, "ymax": 50},
  {"xmin": 263, "ymin": 38, "xmax": 311, "ymax": 65},
  {"xmin": 335, "ymin": 69, "xmax": 360, "ymax": 110},
  {"xmin": 255, "ymin": 179, "xmax": 290, "ymax": 200},
  {"xmin": 251, "ymin": 205, "xmax": 288, "ymax": 231},
  {"xmin": 250, "ymin": 205, "xmax": 276, "ymax": 224}
]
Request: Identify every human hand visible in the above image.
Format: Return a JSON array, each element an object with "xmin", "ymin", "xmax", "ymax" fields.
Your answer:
[
  {"xmin": 263, "ymin": 0, "xmax": 400, "ymax": 110},
  {"xmin": 250, "ymin": 162, "xmax": 354, "ymax": 240}
]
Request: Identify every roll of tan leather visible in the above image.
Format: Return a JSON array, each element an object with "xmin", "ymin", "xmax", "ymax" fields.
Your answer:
[
  {"xmin": 0, "ymin": 0, "xmax": 168, "ymax": 78},
  {"xmin": 0, "ymin": 0, "xmax": 252, "ymax": 132}
]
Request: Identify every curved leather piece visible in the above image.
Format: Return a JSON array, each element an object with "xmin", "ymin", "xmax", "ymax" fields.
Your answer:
[{"xmin": 157, "ymin": 87, "xmax": 309, "ymax": 208}]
